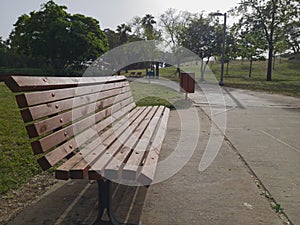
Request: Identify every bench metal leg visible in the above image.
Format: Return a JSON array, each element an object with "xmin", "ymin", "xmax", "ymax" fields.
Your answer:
[{"xmin": 94, "ymin": 179, "xmax": 140, "ymax": 225}]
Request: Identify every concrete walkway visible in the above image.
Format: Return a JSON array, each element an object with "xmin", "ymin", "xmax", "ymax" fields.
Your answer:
[
  {"xmin": 190, "ymin": 86, "xmax": 300, "ymax": 225},
  {"xmin": 7, "ymin": 85, "xmax": 300, "ymax": 225}
]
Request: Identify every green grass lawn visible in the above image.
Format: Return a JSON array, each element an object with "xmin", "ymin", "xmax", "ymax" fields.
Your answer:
[
  {"xmin": 0, "ymin": 83, "xmax": 42, "ymax": 194},
  {"xmin": 130, "ymin": 81, "xmax": 183, "ymax": 108},
  {"xmin": 126, "ymin": 57, "xmax": 300, "ymax": 97},
  {"xmin": 210, "ymin": 58, "xmax": 300, "ymax": 97}
]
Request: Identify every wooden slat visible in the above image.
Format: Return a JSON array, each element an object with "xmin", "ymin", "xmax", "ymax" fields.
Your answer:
[
  {"xmin": 5, "ymin": 75, "xmax": 126, "ymax": 92},
  {"xmin": 15, "ymin": 81, "xmax": 129, "ymax": 108},
  {"xmin": 121, "ymin": 106, "xmax": 165, "ymax": 181},
  {"xmin": 55, "ymin": 107, "xmax": 144, "ymax": 180},
  {"xmin": 88, "ymin": 106, "xmax": 154, "ymax": 180},
  {"xmin": 104, "ymin": 106, "xmax": 161, "ymax": 180},
  {"xmin": 21, "ymin": 85, "xmax": 131, "ymax": 123},
  {"xmin": 74, "ymin": 106, "xmax": 150, "ymax": 180},
  {"xmin": 31, "ymin": 97, "xmax": 134, "ymax": 154},
  {"xmin": 137, "ymin": 108, "xmax": 170, "ymax": 185},
  {"xmin": 26, "ymin": 90, "xmax": 132, "ymax": 138},
  {"xmin": 56, "ymin": 107, "xmax": 146, "ymax": 180},
  {"xmin": 37, "ymin": 103, "xmax": 136, "ymax": 170}
]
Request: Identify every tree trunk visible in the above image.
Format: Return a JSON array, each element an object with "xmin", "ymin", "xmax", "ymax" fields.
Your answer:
[
  {"xmin": 249, "ymin": 56, "xmax": 253, "ymax": 78},
  {"xmin": 267, "ymin": 45, "xmax": 273, "ymax": 81},
  {"xmin": 226, "ymin": 62, "xmax": 229, "ymax": 75},
  {"xmin": 273, "ymin": 55, "xmax": 276, "ymax": 70},
  {"xmin": 200, "ymin": 59, "xmax": 204, "ymax": 81},
  {"xmin": 156, "ymin": 62, "xmax": 159, "ymax": 78},
  {"xmin": 177, "ymin": 63, "xmax": 181, "ymax": 77}
]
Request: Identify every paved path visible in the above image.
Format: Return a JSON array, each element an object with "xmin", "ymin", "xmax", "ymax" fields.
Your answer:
[
  {"xmin": 6, "ymin": 83, "xmax": 299, "ymax": 225},
  {"xmin": 190, "ymin": 86, "xmax": 300, "ymax": 225}
]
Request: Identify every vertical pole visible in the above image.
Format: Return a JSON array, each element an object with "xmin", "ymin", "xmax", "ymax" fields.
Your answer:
[{"xmin": 219, "ymin": 13, "xmax": 226, "ymax": 86}]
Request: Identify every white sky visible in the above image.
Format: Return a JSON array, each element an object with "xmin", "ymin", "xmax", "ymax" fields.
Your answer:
[{"xmin": 0, "ymin": 0, "xmax": 240, "ymax": 40}]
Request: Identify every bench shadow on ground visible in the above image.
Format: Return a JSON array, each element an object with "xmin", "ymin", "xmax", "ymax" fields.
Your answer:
[{"xmin": 8, "ymin": 180, "xmax": 147, "ymax": 225}]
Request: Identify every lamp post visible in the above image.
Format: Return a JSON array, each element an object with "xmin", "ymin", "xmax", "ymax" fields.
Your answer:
[{"xmin": 212, "ymin": 12, "xmax": 227, "ymax": 86}]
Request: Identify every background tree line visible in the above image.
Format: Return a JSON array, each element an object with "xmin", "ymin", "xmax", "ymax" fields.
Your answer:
[{"xmin": 0, "ymin": 0, "xmax": 299, "ymax": 80}]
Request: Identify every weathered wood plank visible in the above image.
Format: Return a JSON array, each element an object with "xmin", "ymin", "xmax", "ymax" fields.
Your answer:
[
  {"xmin": 31, "ymin": 97, "xmax": 134, "ymax": 154},
  {"xmin": 37, "ymin": 103, "xmax": 136, "ymax": 170},
  {"xmin": 5, "ymin": 75, "xmax": 126, "ymax": 92},
  {"xmin": 20, "ymin": 86, "xmax": 131, "ymax": 123},
  {"xmin": 138, "ymin": 108, "xmax": 170, "ymax": 185},
  {"xmin": 66, "ymin": 107, "xmax": 146, "ymax": 179},
  {"xmin": 26, "ymin": 91, "xmax": 132, "ymax": 138},
  {"xmin": 121, "ymin": 106, "xmax": 165, "ymax": 181},
  {"xmin": 15, "ymin": 81, "xmax": 129, "ymax": 108},
  {"xmin": 104, "ymin": 106, "xmax": 161, "ymax": 180},
  {"xmin": 88, "ymin": 107, "xmax": 153, "ymax": 180}
]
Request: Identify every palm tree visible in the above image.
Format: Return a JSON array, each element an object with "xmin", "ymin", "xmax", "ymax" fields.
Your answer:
[
  {"xmin": 116, "ymin": 23, "xmax": 131, "ymax": 44},
  {"xmin": 141, "ymin": 14, "xmax": 156, "ymax": 40},
  {"xmin": 141, "ymin": 14, "xmax": 160, "ymax": 77},
  {"xmin": 116, "ymin": 24, "xmax": 131, "ymax": 74}
]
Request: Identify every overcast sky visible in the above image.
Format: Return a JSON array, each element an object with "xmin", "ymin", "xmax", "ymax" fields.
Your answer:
[{"xmin": 0, "ymin": 0, "xmax": 240, "ymax": 40}]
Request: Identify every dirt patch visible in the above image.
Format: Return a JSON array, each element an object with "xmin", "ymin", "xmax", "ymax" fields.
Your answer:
[{"xmin": 0, "ymin": 172, "xmax": 58, "ymax": 224}]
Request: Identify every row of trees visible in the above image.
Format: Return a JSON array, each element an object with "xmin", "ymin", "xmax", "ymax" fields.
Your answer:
[
  {"xmin": 0, "ymin": 0, "xmax": 299, "ymax": 80},
  {"xmin": 79, "ymin": 0, "xmax": 300, "ymax": 81}
]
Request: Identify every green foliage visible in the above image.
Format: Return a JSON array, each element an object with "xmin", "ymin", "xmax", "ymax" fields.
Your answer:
[
  {"xmin": 116, "ymin": 23, "xmax": 132, "ymax": 44},
  {"xmin": 104, "ymin": 28, "xmax": 120, "ymax": 50},
  {"xmin": 181, "ymin": 14, "xmax": 221, "ymax": 60},
  {"xmin": 141, "ymin": 14, "xmax": 158, "ymax": 40},
  {"xmin": 233, "ymin": 0, "xmax": 299, "ymax": 81},
  {"xmin": 130, "ymin": 14, "xmax": 160, "ymax": 41},
  {"xmin": 283, "ymin": 18, "xmax": 300, "ymax": 54},
  {"xmin": 9, "ymin": 0, "xmax": 108, "ymax": 69},
  {"xmin": 181, "ymin": 13, "xmax": 222, "ymax": 80},
  {"xmin": 160, "ymin": 9, "xmax": 192, "ymax": 48}
]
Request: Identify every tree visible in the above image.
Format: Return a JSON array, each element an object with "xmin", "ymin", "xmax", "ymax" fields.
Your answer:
[
  {"xmin": 273, "ymin": 31, "xmax": 288, "ymax": 69},
  {"xmin": 141, "ymin": 14, "xmax": 157, "ymax": 40},
  {"xmin": 9, "ymin": 0, "xmax": 108, "ymax": 69},
  {"xmin": 224, "ymin": 28, "xmax": 239, "ymax": 75},
  {"xmin": 232, "ymin": 20, "xmax": 267, "ymax": 77},
  {"xmin": 233, "ymin": 0, "xmax": 299, "ymax": 81},
  {"xmin": 116, "ymin": 23, "xmax": 132, "ymax": 44},
  {"xmin": 181, "ymin": 14, "xmax": 222, "ymax": 81},
  {"xmin": 104, "ymin": 28, "xmax": 120, "ymax": 50},
  {"xmin": 131, "ymin": 14, "xmax": 161, "ymax": 76},
  {"xmin": 159, "ymin": 9, "xmax": 193, "ymax": 74},
  {"xmin": 284, "ymin": 18, "xmax": 300, "ymax": 54}
]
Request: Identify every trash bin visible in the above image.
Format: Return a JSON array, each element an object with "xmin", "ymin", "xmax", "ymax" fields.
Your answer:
[{"xmin": 180, "ymin": 72, "xmax": 195, "ymax": 93}]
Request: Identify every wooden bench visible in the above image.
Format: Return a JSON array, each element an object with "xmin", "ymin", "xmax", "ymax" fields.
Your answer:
[
  {"xmin": 5, "ymin": 75, "xmax": 170, "ymax": 224},
  {"xmin": 129, "ymin": 72, "xmax": 136, "ymax": 76},
  {"xmin": 136, "ymin": 72, "xmax": 143, "ymax": 78}
]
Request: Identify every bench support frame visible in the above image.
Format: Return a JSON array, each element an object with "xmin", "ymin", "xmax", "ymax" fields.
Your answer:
[{"xmin": 95, "ymin": 179, "xmax": 139, "ymax": 225}]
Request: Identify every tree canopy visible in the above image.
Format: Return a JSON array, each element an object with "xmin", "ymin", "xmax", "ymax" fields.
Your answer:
[
  {"xmin": 9, "ymin": 1, "xmax": 108, "ymax": 69},
  {"xmin": 233, "ymin": 0, "xmax": 299, "ymax": 81}
]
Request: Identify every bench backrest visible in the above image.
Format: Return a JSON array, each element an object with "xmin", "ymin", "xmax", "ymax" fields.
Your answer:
[{"xmin": 5, "ymin": 76, "xmax": 135, "ymax": 171}]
